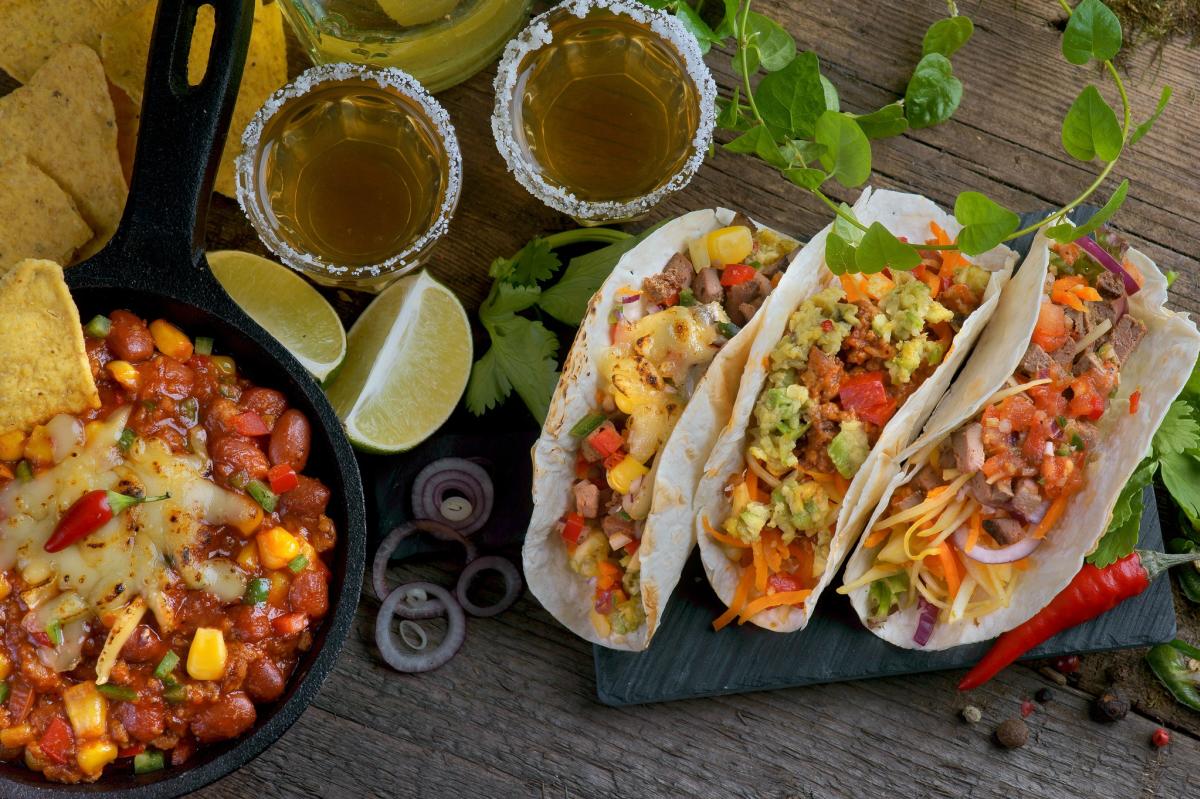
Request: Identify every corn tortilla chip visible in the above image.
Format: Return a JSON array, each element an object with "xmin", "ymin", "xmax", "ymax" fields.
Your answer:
[
  {"xmin": 0, "ymin": 45, "xmax": 128, "ymax": 257},
  {"xmin": 0, "ymin": 259, "xmax": 100, "ymax": 436},
  {"xmin": 0, "ymin": 157, "xmax": 93, "ymax": 274},
  {"xmin": 101, "ymin": 0, "xmax": 287, "ymax": 198},
  {"xmin": 0, "ymin": 0, "xmax": 142, "ymax": 83}
]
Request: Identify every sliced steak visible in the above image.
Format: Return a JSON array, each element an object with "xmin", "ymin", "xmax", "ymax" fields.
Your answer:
[
  {"xmin": 1064, "ymin": 307, "xmax": 1086, "ymax": 336},
  {"xmin": 725, "ymin": 272, "xmax": 772, "ymax": 325},
  {"xmin": 692, "ymin": 267, "xmax": 723, "ymax": 304},
  {"xmin": 1068, "ymin": 420, "xmax": 1099, "ymax": 451},
  {"xmin": 1010, "ymin": 478, "xmax": 1045, "ymax": 522},
  {"xmin": 573, "ymin": 480, "xmax": 600, "ymax": 518},
  {"xmin": 1110, "ymin": 314, "xmax": 1146, "ymax": 364},
  {"xmin": 1050, "ymin": 337, "xmax": 1077, "ymax": 370},
  {"xmin": 1085, "ymin": 298, "xmax": 1119, "ymax": 333},
  {"xmin": 759, "ymin": 247, "xmax": 798, "ymax": 277},
  {"xmin": 983, "ymin": 517, "xmax": 1027, "ymax": 546},
  {"xmin": 601, "ymin": 513, "xmax": 635, "ymax": 539},
  {"xmin": 730, "ymin": 212, "xmax": 757, "ymax": 234},
  {"xmin": 1074, "ymin": 350, "xmax": 1105, "ymax": 377},
  {"xmin": 913, "ymin": 464, "xmax": 941, "ymax": 492},
  {"xmin": 642, "ymin": 252, "xmax": 693, "ymax": 305},
  {"xmin": 1096, "ymin": 270, "xmax": 1125, "ymax": 299},
  {"xmin": 967, "ymin": 472, "xmax": 1012, "ymax": 509},
  {"xmin": 952, "ymin": 422, "xmax": 985, "ymax": 473},
  {"xmin": 1018, "ymin": 343, "xmax": 1054, "ymax": 377}
]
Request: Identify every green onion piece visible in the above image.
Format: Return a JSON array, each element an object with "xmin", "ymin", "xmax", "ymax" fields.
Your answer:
[
  {"xmin": 15, "ymin": 461, "xmax": 32, "ymax": 481},
  {"xmin": 84, "ymin": 315, "xmax": 112, "ymax": 339},
  {"xmin": 46, "ymin": 619, "xmax": 63, "ymax": 647},
  {"xmin": 194, "ymin": 336, "xmax": 214, "ymax": 356},
  {"xmin": 179, "ymin": 397, "xmax": 199, "ymax": 426},
  {"xmin": 162, "ymin": 680, "xmax": 186, "ymax": 704},
  {"xmin": 287, "ymin": 554, "xmax": 309, "ymax": 574},
  {"xmin": 134, "ymin": 750, "xmax": 165, "ymax": 774},
  {"xmin": 1070, "ymin": 433, "xmax": 1084, "ymax": 450},
  {"xmin": 97, "ymin": 683, "xmax": 138, "ymax": 702},
  {"xmin": 678, "ymin": 288, "xmax": 697, "ymax": 307},
  {"xmin": 246, "ymin": 480, "xmax": 278, "ymax": 512},
  {"xmin": 230, "ymin": 469, "xmax": 250, "ymax": 491},
  {"xmin": 244, "ymin": 577, "xmax": 270, "ymax": 605},
  {"xmin": 569, "ymin": 413, "xmax": 607, "ymax": 438},
  {"xmin": 0, "ymin": 681, "xmax": 10, "ymax": 703},
  {"xmin": 718, "ymin": 321, "xmax": 740, "ymax": 339},
  {"xmin": 153, "ymin": 650, "xmax": 179, "ymax": 680},
  {"xmin": 118, "ymin": 428, "xmax": 136, "ymax": 452}
]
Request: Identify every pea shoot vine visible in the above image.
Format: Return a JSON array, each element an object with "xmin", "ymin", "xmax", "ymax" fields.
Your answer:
[{"xmin": 645, "ymin": 0, "xmax": 1172, "ymax": 272}]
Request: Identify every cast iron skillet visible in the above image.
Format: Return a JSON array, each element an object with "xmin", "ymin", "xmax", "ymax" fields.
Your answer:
[{"xmin": 3, "ymin": 0, "xmax": 367, "ymax": 795}]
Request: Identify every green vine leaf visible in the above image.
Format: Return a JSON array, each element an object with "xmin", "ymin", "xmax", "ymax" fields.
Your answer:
[
  {"xmin": 954, "ymin": 192, "xmax": 1019, "ymax": 256},
  {"xmin": 782, "ymin": 167, "xmax": 827, "ymax": 190},
  {"xmin": 856, "ymin": 222, "xmax": 920, "ymax": 274},
  {"xmin": 1046, "ymin": 179, "xmax": 1129, "ymax": 243},
  {"xmin": 814, "ymin": 110, "xmax": 871, "ymax": 188},
  {"xmin": 852, "ymin": 103, "xmax": 909, "ymax": 140},
  {"xmin": 740, "ymin": 11, "xmax": 796, "ymax": 73},
  {"xmin": 922, "ymin": 16, "xmax": 974, "ymax": 58},
  {"xmin": 1130, "ymin": 85, "xmax": 1172, "ymax": 147},
  {"xmin": 1062, "ymin": 0, "xmax": 1123, "ymax": 65},
  {"xmin": 724, "ymin": 124, "xmax": 789, "ymax": 169},
  {"xmin": 825, "ymin": 232, "xmax": 857, "ymax": 275},
  {"xmin": 1061, "ymin": 84, "xmax": 1122, "ymax": 162},
  {"xmin": 904, "ymin": 53, "xmax": 963, "ymax": 129},
  {"xmin": 755, "ymin": 51, "xmax": 827, "ymax": 139}
]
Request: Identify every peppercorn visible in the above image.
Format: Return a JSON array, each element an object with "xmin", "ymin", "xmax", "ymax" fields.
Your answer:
[
  {"xmin": 1091, "ymin": 689, "xmax": 1130, "ymax": 723},
  {"xmin": 994, "ymin": 718, "xmax": 1029, "ymax": 749},
  {"xmin": 1053, "ymin": 655, "xmax": 1080, "ymax": 674},
  {"xmin": 1151, "ymin": 728, "xmax": 1170, "ymax": 748},
  {"xmin": 1035, "ymin": 688, "xmax": 1054, "ymax": 704},
  {"xmin": 961, "ymin": 705, "xmax": 982, "ymax": 724},
  {"xmin": 1020, "ymin": 699, "xmax": 1036, "ymax": 718}
]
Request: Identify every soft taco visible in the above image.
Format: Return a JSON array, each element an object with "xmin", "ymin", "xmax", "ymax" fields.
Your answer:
[
  {"xmin": 695, "ymin": 188, "xmax": 1015, "ymax": 633},
  {"xmin": 525, "ymin": 209, "xmax": 800, "ymax": 650},
  {"xmin": 841, "ymin": 226, "xmax": 1200, "ymax": 649}
]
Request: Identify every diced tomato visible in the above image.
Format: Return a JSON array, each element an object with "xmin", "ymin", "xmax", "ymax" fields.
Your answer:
[
  {"xmin": 594, "ymin": 588, "xmax": 615, "ymax": 614},
  {"xmin": 574, "ymin": 452, "xmax": 591, "ymax": 480},
  {"xmin": 767, "ymin": 572, "xmax": 806, "ymax": 593},
  {"xmin": 663, "ymin": 292, "xmax": 680, "ymax": 307},
  {"xmin": 858, "ymin": 398, "xmax": 896, "ymax": 427},
  {"xmin": 623, "ymin": 538, "xmax": 640, "ymax": 556},
  {"xmin": 1032, "ymin": 301, "xmax": 1070, "ymax": 353},
  {"xmin": 231, "ymin": 411, "xmax": 269, "ymax": 436},
  {"xmin": 839, "ymin": 371, "xmax": 888, "ymax": 415},
  {"xmin": 39, "ymin": 717, "xmax": 73, "ymax": 765},
  {"xmin": 1029, "ymin": 382, "xmax": 1068, "ymax": 418},
  {"xmin": 586, "ymin": 424, "xmax": 623, "ymax": 459},
  {"xmin": 596, "ymin": 560, "xmax": 621, "ymax": 591},
  {"xmin": 1021, "ymin": 412, "xmax": 1053, "ymax": 461},
  {"xmin": 271, "ymin": 611, "xmax": 308, "ymax": 636},
  {"xmin": 1041, "ymin": 455, "xmax": 1077, "ymax": 497},
  {"xmin": 118, "ymin": 744, "xmax": 146, "ymax": 758},
  {"xmin": 1068, "ymin": 377, "xmax": 1106, "ymax": 421},
  {"xmin": 982, "ymin": 451, "xmax": 1022, "ymax": 482},
  {"xmin": 720, "ymin": 263, "xmax": 757, "ymax": 287},
  {"xmin": 1130, "ymin": 389, "xmax": 1141, "ymax": 414},
  {"xmin": 602, "ymin": 450, "xmax": 628, "ymax": 471},
  {"xmin": 267, "ymin": 463, "xmax": 299, "ymax": 494},
  {"xmin": 560, "ymin": 513, "xmax": 586, "ymax": 546}
]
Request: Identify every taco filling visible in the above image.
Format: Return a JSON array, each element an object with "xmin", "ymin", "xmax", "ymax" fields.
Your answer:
[
  {"xmin": 848, "ymin": 229, "xmax": 1146, "ymax": 644},
  {"xmin": 556, "ymin": 220, "xmax": 797, "ymax": 638},
  {"xmin": 705, "ymin": 223, "xmax": 991, "ymax": 629}
]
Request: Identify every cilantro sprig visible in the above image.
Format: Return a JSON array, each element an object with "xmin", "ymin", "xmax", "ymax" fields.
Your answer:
[{"xmin": 650, "ymin": 0, "xmax": 1171, "ymax": 270}]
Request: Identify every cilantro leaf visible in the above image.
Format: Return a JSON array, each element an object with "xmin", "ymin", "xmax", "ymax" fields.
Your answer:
[
  {"xmin": 538, "ymin": 225, "xmax": 661, "ymax": 326},
  {"xmin": 490, "ymin": 317, "xmax": 561, "ymax": 423},
  {"xmin": 465, "ymin": 346, "xmax": 512, "ymax": 416},
  {"xmin": 492, "ymin": 238, "xmax": 561, "ymax": 286},
  {"xmin": 479, "ymin": 283, "xmax": 541, "ymax": 328},
  {"xmin": 1088, "ymin": 458, "xmax": 1157, "ymax": 567},
  {"xmin": 1161, "ymin": 449, "xmax": 1200, "ymax": 523},
  {"xmin": 1154, "ymin": 401, "xmax": 1200, "ymax": 457}
]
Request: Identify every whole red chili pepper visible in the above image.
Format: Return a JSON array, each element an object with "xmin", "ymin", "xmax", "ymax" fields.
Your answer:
[
  {"xmin": 45, "ymin": 489, "xmax": 170, "ymax": 553},
  {"xmin": 959, "ymin": 549, "xmax": 1200, "ymax": 691}
]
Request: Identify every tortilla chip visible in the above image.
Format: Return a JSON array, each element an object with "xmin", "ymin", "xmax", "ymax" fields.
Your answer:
[
  {"xmin": 0, "ymin": 45, "xmax": 128, "ymax": 256},
  {"xmin": 0, "ymin": 157, "xmax": 93, "ymax": 273},
  {"xmin": 101, "ymin": 0, "xmax": 287, "ymax": 198},
  {"xmin": 0, "ymin": 259, "xmax": 100, "ymax": 436},
  {"xmin": 0, "ymin": 0, "xmax": 142, "ymax": 83}
]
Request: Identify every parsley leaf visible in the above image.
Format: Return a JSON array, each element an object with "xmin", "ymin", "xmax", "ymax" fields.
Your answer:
[
  {"xmin": 1154, "ymin": 401, "xmax": 1200, "ymax": 457},
  {"xmin": 1088, "ymin": 458, "xmax": 1157, "ymax": 568},
  {"xmin": 1160, "ymin": 450, "xmax": 1200, "ymax": 523}
]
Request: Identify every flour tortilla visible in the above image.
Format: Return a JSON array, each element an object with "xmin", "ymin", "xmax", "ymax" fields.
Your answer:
[
  {"xmin": 843, "ymin": 230, "xmax": 1200, "ymax": 649},
  {"xmin": 525, "ymin": 209, "xmax": 794, "ymax": 650},
  {"xmin": 694, "ymin": 188, "xmax": 1016, "ymax": 633}
]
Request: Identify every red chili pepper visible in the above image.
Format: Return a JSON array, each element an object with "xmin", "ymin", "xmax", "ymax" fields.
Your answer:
[
  {"xmin": 45, "ymin": 489, "xmax": 170, "ymax": 553},
  {"xmin": 720, "ymin": 263, "xmax": 757, "ymax": 287},
  {"xmin": 267, "ymin": 463, "xmax": 299, "ymax": 494},
  {"xmin": 958, "ymin": 549, "xmax": 1200, "ymax": 690},
  {"xmin": 231, "ymin": 411, "xmax": 269, "ymax": 436},
  {"xmin": 623, "ymin": 538, "xmax": 640, "ymax": 556},
  {"xmin": 39, "ymin": 716, "xmax": 73, "ymax": 765},
  {"xmin": 271, "ymin": 611, "xmax": 308, "ymax": 636},
  {"xmin": 560, "ymin": 512, "xmax": 586, "ymax": 546}
]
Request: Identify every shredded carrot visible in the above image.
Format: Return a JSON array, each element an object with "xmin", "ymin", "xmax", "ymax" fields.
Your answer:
[
  {"xmin": 789, "ymin": 540, "xmax": 814, "ymax": 581},
  {"xmin": 1033, "ymin": 492, "xmax": 1071, "ymax": 539},
  {"xmin": 745, "ymin": 471, "xmax": 760, "ymax": 504},
  {"xmin": 1130, "ymin": 389, "xmax": 1141, "ymax": 414},
  {"xmin": 703, "ymin": 516, "xmax": 749, "ymax": 548},
  {"xmin": 930, "ymin": 221, "xmax": 964, "ymax": 276},
  {"xmin": 761, "ymin": 530, "xmax": 783, "ymax": 573},
  {"xmin": 931, "ymin": 321, "xmax": 955, "ymax": 344},
  {"xmin": 966, "ymin": 509, "xmax": 982, "ymax": 553},
  {"xmin": 751, "ymin": 539, "xmax": 767, "ymax": 593},
  {"xmin": 761, "ymin": 354, "xmax": 771, "ymax": 369},
  {"xmin": 833, "ymin": 473, "xmax": 851, "ymax": 498},
  {"xmin": 770, "ymin": 272, "xmax": 783, "ymax": 288},
  {"xmin": 712, "ymin": 567, "xmax": 755, "ymax": 631},
  {"xmin": 926, "ymin": 485, "xmax": 948, "ymax": 499},
  {"xmin": 919, "ymin": 270, "xmax": 941, "ymax": 298},
  {"xmin": 738, "ymin": 590, "xmax": 812, "ymax": 622},
  {"xmin": 840, "ymin": 274, "xmax": 863, "ymax": 302},
  {"xmin": 938, "ymin": 542, "xmax": 962, "ymax": 599},
  {"xmin": 864, "ymin": 527, "xmax": 890, "ymax": 548},
  {"xmin": 801, "ymin": 468, "xmax": 836, "ymax": 484}
]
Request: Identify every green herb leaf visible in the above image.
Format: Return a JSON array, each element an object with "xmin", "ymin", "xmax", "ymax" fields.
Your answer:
[
  {"xmin": 820, "ymin": 75, "xmax": 839, "ymax": 113},
  {"xmin": 1154, "ymin": 400, "xmax": 1200, "ymax": 457},
  {"xmin": 1088, "ymin": 457, "xmax": 1157, "ymax": 567},
  {"xmin": 754, "ymin": 51, "xmax": 827, "ymax": 139},
  {"xmin": 538, "ymin": 229, "xmax": 655, "ymax": 326},
  {"xmin": 724, "ymin": 124, "xmax": 789, "ymax": 169},
  {"xmin": 716, "ymin": 88, "xmax": 743, "ymax": 129},
  {"xmin": 465, "ymin": 347, "xmax": 512, "ymax": 416},
  {"xmin": 744, "ymin": 11, "xmax": 796, "ymax": 72},
  {"xmin": 852, "ymin": 103, "xmax": 909, "ymax": 140},
  {"xmin": 1061, "ymin": 84, "xmax": 1122, "ymax": 162},
  {"xmin": 904, "ymin": 53, "xmax": 963, "ymax": 129},
  {"xmin": 712, "ymin": 0, "xmax": 740, "ymax": 39},
  {"xmin": 1061, "ymin": 0, "xmax": 1123, "ymax": 66},
  {"xmin": 922, "ymin": 15, "xmax": 974, "ymax": 57},
  {"xmin": 1167, "ymin": 270, "xmax": 1179, "ymax": 288},
  {"xmin": 479, "ymin": 283, "xmax": 541, "ymax": 327},
  {"xmin": 855, "ymin": 222, "xmax": 920, "ymax": 274},
  {"xmin": 1130, "ymin": 85, "xmax": 1172, "ymax": 147},
  {"xmin": 1046, "ymin": 179, "xmax": 1129, "ymax": 243},
  {"xmin": 781, "ymin": 138, "xmax": 825, "ymax": 165},
  {"xmin": 825, "ymin": 231, "xmax": 857, "ymax": 275},
  {"xmin": 833, "ymin": 203, "xmax": 866, "ymax": 245},
  {"xmin": 814, "ymin": 110, "xmax": 871, "ymax": 188},
  {"xmin": 489, "ymin": 238, "xmax": 561, "ymax": 286},
  {"xmin": 782, "ymin": 167, "xmax": 827, "ymax": 190},
  {"xmin": 674, "ymin": 4, "xmax": 717, "ymax": 53},
  {"xmin": 953, "ymin": 191, "xmax": 1020, "ymax": 256},
  {"xmin": 1161, "ymin": 449, "xmax": 1200, "ymax": 524},
  {"xmin": 466, "ymin": 317, "xmax": 559, "ymax": 422}
]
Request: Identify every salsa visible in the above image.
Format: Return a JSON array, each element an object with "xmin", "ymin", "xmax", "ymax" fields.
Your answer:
[{"xmin": 0, "ymin": 310, "xmax": 335, "ymax": 783}]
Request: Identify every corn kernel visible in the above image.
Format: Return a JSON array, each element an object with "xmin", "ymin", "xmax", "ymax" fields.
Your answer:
[
  {"xmin": 24, "ymin": 743, "xmax": 46, "ymax": 772},
  {"xmin": 0, "ymin": 430, "xmax": 26, "ymax": 461},
  {"xmin": 149, "ymin": 319, "xmax": 194, "ymax": 361},
  {"xmin": 76, "ymin": 740, "xmax": 118, "ymax": 776},
  {"xmin": 606, "ymin": 455, "xmax": 648, "ymax": 495},
  {"xmin": 23, "ymin": 426, "xmax": 53, "ymax": 465},
  {"xmin": 187, "ymin": 627, "xmax": 227, "ymax": 680},
  {"xmin": 706, "ymin": 225, "xmax": 753, "ymax": 267},
  {"xmin": 210, "ymin": 355, "xmax": 237, "ymax": 378},
  {"xmin": 256, "ymin": 527, "xmax": 300, "ymax": 570},
  {"xmin": 267, "ymin": 570, "xmax": 291, "ymax": 605},
  {"xmin": 234, "ymin": 503, "xmax": 264, "ymax": 536},
  {"xmin": 0, "ymin": 723, "xmax": 32, "ymax": 748},
  {"xmin": 0, "ymin": 651, "xmax": 11, "ymax": 680},
  {"xmin": 83, "ymin": 421, "xmax": 105, "ymax": 442},
  {"xmin": 63, "ymin": 682, "xmax": 107, "ymax": 739},
  {"xmin": 106, "ymin": 360, "xmax": 141, "ymax": 392},
  {"xmin": 236, "ymin": 540, "xmax": 260, "ymax": 571},
  {"xmin": 0, "ymin": 573, "xmax": 10, "ymax": 601}
]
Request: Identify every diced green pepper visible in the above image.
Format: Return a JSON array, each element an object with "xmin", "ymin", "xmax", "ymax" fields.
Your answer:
[
  {"xmin": 0, "ymin": 681, "xmax": 9, "ymax": 703},
  {"xmin": 678, "ymin": 288, "xmax": 697, "ymax": 307},
  {"xmin": 569, "ymin": 413, "xmax": 607, "ymax": 438},
  {"xmin": 45, "ymin": 619, "xmax": 63, "ymax": 647},
  {"xmin": 244, "ymin": 577, "xmax": 270, "ymax": 605},
  {"xmin": 718, "ymin": 321, "xmax": 740, "ymax": 339},
  {"xmin": 162, "ymin": 678, "xmax": 186, "ymax": 704},
  {"xmin": 97, "ymin": 683, "xmax": 138, "ymax": 702},
  {"xmin": 134, "ymin": 750, "xmax": 165, "ymax": 774},
  {"xmin": 15, "ymin": 461, "xmax": 31, "ymax": 481},
  {"xmin": 84, "ymin": 315, "xmax": 112, "ymax": 339},
  {"xmin": 118, "ymin": 428, "xmax": 136, "ymax": 452},
  {"xmin": 246, "ymin": 480, "xmax": 278, "ymax": 512},
  {"xmin": 194, "ymin": 336, "xmax": 214, "ymax": 356},
  {"xmin": 179, "ymin": 397, "xmax": 199, "ymax": 427},
  {"xmin": 153, "ymin": 650, "xmax": 180, "ymax": 680}
]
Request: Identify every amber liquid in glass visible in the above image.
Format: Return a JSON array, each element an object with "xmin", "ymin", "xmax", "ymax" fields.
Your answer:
[
  {"xmin": 513, "ymin": 11, "xmax": 699, "ymax": 203},
  {"xmin": 254, "ymin": 81, "xmax": 448, "ymax": 267}
]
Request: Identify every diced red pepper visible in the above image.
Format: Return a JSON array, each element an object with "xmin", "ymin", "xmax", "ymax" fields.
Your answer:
[
  {"xmin": 267, "ymin": 463, "xmax": 299, "ymax": 494},
  {"xmin": 857, "ymin": 397, "xmax": 896, "ymax": 427},
  {"xmin": 574, "ymin": 452, "xmax": 591, "ymax": 480},
  {"xmin": 602, "ymin": 450, "xmax": 627, "ymax": 471},
  {"xmin": 231, "ymin": 411, "xmax": 270, "ymax": 436},
  {"xmin": 1067, "ymin": 378, "xmax": 1105, "ymax": 421},
  {"xmin": 587, "ymin": 424, "xmax": 623, "ymax": 459},
  {"xmin": 624, "ymin": 538, "xmax": 641, "ymax": 556},
  {"xmin": 32, "ymin": 631, "xmax": 52, "ymax": 648},
  {"xmin": 839, "ymin": 371, "xmax": 894, "ymax": 425},
  {"xmin": 118, "ymin": 744, "xmax": 146, "ymax": 758},
  {"xmin": 271, "ymin": 611, "xmax": 308, "ymax": 636},
  {"xmin": 596, "ymin": 560, "xmax": 622, "ymax": 591},
  {"xmin": 560, "ymin": 512, "xmax": 586, "ymax": 546},
  {"xmin": 720, "ymin": 263, "xmax": 757, "ymax": 287},
  {"xmin": 663, "ymin": 292, "xmax": 680, "ymax": 307},
  {"xmin": 1129, "ymin": 389, "xmax": 1141, "ymax": 414},
  {"xmin": 820, "ymin": 319, "xmax": 834, "ymax": 333},
  {"xmin": 39, "ymin": 717, "xmax": 73, "ymax": 764}
]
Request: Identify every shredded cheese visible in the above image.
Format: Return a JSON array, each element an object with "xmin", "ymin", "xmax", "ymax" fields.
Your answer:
[
  {"xmin": 1073, "ymin": 318, "xmax": 1113, "ymax": 355},
  {"xmin": 838, "ymin": 563, "xmax": 904, "ymax": 593},
  {"xmin": 985, "ymin": 378, "xmax": 1052, "ymax": 408},
  {"xmin": 875, "ymin": 472, "xmax": 972, "ymax": 529}
]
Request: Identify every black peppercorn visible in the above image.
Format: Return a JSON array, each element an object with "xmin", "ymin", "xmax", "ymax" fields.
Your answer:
[
  {"xmin": 1035, "ymin": 688, "xmax": 1053, "ymax": 704},
  {"xmin": 995, "ymin": 717, "xmax": 1029, "ymax": 749},
  {"xmin": 1091, "ymin": 690, "xmax": 1130, "ymax": 723}
]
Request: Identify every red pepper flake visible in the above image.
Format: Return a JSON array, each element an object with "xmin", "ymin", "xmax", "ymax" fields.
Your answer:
[
  {"xmin": 1152, "ymin": 728, "xmax": 1170, "ymax": 748},
  {"xmin": 1129, "ymin": 389, "xmax": 1141, "ymax": 414},
  {"xmin": 821, "ymin": 319, "xmax": 834, "ymax": 333},
  {"xmin": 1020, "ymin": 699, "xmax": 1036, "ymax": 718}
]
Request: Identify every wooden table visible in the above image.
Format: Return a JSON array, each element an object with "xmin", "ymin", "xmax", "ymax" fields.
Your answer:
[{"xmin": 8, "ymin": 0, "xmax": 1199, "ymax": 795}]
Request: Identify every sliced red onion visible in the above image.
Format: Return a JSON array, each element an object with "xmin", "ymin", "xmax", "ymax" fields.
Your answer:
[
  {"xmin": 411, "ymin": 458, "xmax": 494, "ymax": 535},
  {"xmin": 953, "ymin": 525, "xmax": 1042, "ymax": 564},
  {"xmin": 1077, "ymin": 235, "xmax": 1139, "ymax": 295},
  {"xmin": 455, "ymin": 555, "xmax": 522, "ymax": 618},
  {"xmin": 608, "ymin": 532, "xmax": 633, "ymax": 550},
  {"xmin": 621, "ymin": 293, "xmax": 641, "ymax": 304},
  {"xmin": 913, "ymin": 596, "xmax": 937, "ymax": 647},
  {"xmin": 376, "ymin": 582, "xmax": 465, "ymax": 673},
  {"xmin": 372, "ymin": 519, "xmax": 477, "ymax": 603}
]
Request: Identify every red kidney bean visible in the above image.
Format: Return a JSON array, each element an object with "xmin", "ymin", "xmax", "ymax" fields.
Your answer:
[
  {"xmin": 191, "ymin": 692, "xmax": 257, "ymax": 743},
  {"xmin": 107, "ymin": 310, "xmax": 155, "ymax": 362},
  {"xmin": 203, "ymin": 397, "xmax": 240, "ymax": 439},
  {"xmin": 118, "ymin": 625, "xmax": 167, "ymax": 664},
  {"xmin": 268, "ymin": 409, "xmax": 311, "ymax": 470},
  {"xmin": 139, "ymin": 355, "xmax": 195, "ymax": 401},
  {"xmin": 239, "ymin": 388, "xmax": 288, "ymax": 427},
  {"xmin": 280, "ymin": 476, "xmax": 330, "ymax": 517},
  {"xmin": 288, "ymin": 570, "xmax": 329, "ymax": 618},
  {"xmin": 211, "ymin": 435, "xmax": 270, "ymax": 485},
  {"xmin": 244, "ymin": 658, "xmax": 286, "ymax": 703},
  {"xmin": 113, "ymin": 698, "xmax": 165, "ymax": 743},
  {"xmin": 228, "ymin": 604, "xmax": 271, "ymax": 643}
]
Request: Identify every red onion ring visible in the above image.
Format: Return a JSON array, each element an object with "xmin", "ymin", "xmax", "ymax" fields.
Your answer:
[
  {"xmin": 913, "ymin": 596, "xmax": 937, "ymax": 647},
  {"xmin": 953, "ymin": 524, "xmax": 1042, "ymax": 564},
  {"xmin": 455, "ymin": 556, "xmax": 522, "ymax": 618},
  {"xmin": 372, "ymin": 519, "xmax": 477, "ymax": 603},
  {"xmin": 621, "ymin": 293, "xmax": 641, "ymax": 304},
  {"xmin": 375, "ymin": 582, "xmax": 465, "ymax": 673},
  {"xmin": 1077, "ymin": 235, "xmax": 1139, "ymax": 295},
  {"xmin": 411, "ymin": 458, "xmax": 494, "ymax": 535}
]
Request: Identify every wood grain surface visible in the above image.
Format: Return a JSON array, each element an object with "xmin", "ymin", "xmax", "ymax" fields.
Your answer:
[{"xmin": 3, "ymin": 0, "xmax": 1199, "ymax": 796}]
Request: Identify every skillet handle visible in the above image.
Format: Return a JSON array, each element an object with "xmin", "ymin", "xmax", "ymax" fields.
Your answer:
[{"xmin": 110, "ymin": 0, "xmax": 253, "ymax": 268}]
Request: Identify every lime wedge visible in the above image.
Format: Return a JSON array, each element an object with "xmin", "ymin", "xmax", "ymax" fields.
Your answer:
[
  {"xmin": 208, "ymin": 250, "xmax": 347, "ymax": 382},
  {"xmin": 326, "ymin": 271, "xmax": 472, "ymax": 453}
]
